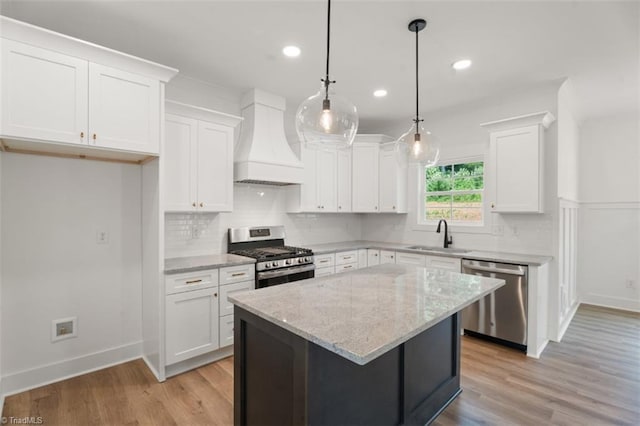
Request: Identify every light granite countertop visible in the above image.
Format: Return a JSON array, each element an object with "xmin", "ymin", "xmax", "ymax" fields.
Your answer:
[
  {"xmin": 229, "ymin": 263, "xmax": 504, "ymax": 365},
  {"xmin": 306, "ymin": 240, "xmax": 552, "ymax": 266},
  {"xmin": 164, "ymin": 253, "xmax": 255, "ymax": 275}
]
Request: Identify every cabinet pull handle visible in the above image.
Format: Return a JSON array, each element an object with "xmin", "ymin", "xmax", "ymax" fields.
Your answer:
[
  {"xmin": 343, "ymin": 256, "xmax": 352, "ymax": 260},
  {"xmin": 80, "ymin": 132, "xmax": 84, "ymax": 139},
  {"xmin": 393, "ymin": 206, "xmax": 396, "ymax": 210},
  {"xmin": 338, "ymin": 206, "xmax": 342, "ymax": 209},
  {"xmin": 192, "ymin": 202, "xmax": 196, "ymax": 207},
  {"xmin": 374, "ymin": 206, "xmax": 378, "ymax": 210},
  {"xmin": 214, "ymin": 293, "xmax": 218, "ymax": 297},
  {"xmin": 231, "ymin": 272, "xmax": 246, "ymax": 277},
  {"xmin": 491, "ymin": 203, "xmax": 495, "ymax": 208},
  {"xmin": 92, "ymin": 133, "xmax": 97, "ymax": 141},
  {"xmin": 344, "ymin": 265, "xmax": 353, "ymax": 269},
  {"xmin": 319, "ymin": 259, "xmax": 329, "ymax": 263},
  {"xmin": 185, "ymin": 279, "xmax": 202, "ymax": 285},
  {"xmin": 200, "ymin": 202, "xmax": 204, "ymax": 207},
  {"xmin": 374, "ymin": 253, "xmax": 378, "ymax": 257}
]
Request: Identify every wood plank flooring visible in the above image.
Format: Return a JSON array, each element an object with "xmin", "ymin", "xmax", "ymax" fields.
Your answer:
[{"xmin": 3, "ymin": 304, "xmax": 639, "ymax": 425}]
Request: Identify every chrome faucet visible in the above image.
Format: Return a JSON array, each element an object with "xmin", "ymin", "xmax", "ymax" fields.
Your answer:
[{"xmin": 436, "ymin": 219, "xmax": 453, "ymax": 248}]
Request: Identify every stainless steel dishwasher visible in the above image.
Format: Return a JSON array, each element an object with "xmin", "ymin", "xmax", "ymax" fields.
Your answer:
[{"xmin": 461, "ymin": 259, "xmax": 528, "ymax": 350}]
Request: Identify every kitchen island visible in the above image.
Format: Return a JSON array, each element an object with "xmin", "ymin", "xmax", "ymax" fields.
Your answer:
[{"xmin": 229, "ymin": 264, "xmax": 504, "ymax": 426}]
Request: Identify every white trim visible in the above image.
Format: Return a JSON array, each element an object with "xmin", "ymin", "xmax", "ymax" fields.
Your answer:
[
  {"xmin": 142, "ymin": 354, "xmax": 164, "ymax": 382},
  {"xmin": 480, "ymin": 111, "xmax": 556, "ymax": 131},
  {"xmin": 164, "ymin": 346, "xmax": 233, "ymax": 378},
  {"xmin": 165, "ymin": 100, "xmax": 243, "ymax": 127},
  {"xmin": 556, "ymin": 302, "xmax": 580, "ymax": 342},
  {"xmin": 581, "ymin": 201, "xmax": 640, "ymax": 210},
  {"xmin": 581, "ymin": 294, "xmax": 640, "ymax": 313},
  {"xmin": 527, "ymin": 339, "xmax": 549, "ymax": 359},
  {"xmin": 1, "ymin": 341, "xmax": 142, "ymax": 396}
]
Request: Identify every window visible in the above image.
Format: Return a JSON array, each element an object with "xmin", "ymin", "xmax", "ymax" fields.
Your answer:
[{"xmin": 422, "ymin": 160, "xmax": 484, "ymax": 225}]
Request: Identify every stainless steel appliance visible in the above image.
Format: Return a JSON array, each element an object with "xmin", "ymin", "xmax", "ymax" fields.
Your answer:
[
  {"xmin": 461, "ymin": 259, "xmax": 528, "ymax": 350},
  {"xmin": 227, "ymin": 226, "xmax": 314, "ymax": 289}
]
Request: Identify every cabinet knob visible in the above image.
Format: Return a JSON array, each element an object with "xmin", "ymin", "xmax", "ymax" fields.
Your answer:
[
  {"xmin": 491, "ymin": 203, "xmax": 495, "ymax": 208},
  {"xmin": 338, "ymin": 206, "xmax": 342, "ymax": 210},
  {"xmin": 200, "ymin": 202, "xmax": 204, "ymax": 207},
  {"xmin": 92, "ymin": 133, "xmax": 97, "ymax": 141},
  {"xmin": 80, "ymin": 132, "xmax": 84, "ymax": 139},
  {"xmin": 214, "ymin": 293, "xmax": 218, "ymax": 297},
  {"xmin": 374, "ymin": 206, "xmax": 378, "ymax": 210},
  {"xmin": 393, "ymin": 206, "xmax": 396, "ymax": 210},
  {"xmin": 192, "ymin": 202, "xmax": 196, "ymax": 207}
]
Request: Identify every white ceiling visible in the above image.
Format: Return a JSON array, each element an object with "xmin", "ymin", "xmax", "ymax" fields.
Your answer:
[{"xmin": 2, "ymin": 0, "xmax": 638, "ymax": 124}]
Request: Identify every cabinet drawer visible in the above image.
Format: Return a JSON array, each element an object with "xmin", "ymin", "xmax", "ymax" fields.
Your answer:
[
  {"xmin": 396, "ymin": 252, "xmax": 427, "ymax": 267},
  {"xmin": 165, "ymin": 269, "xmax": 218, "ymax": 295},
  {"xmin": 315, "ymin": 266, "xmax": 335, "ymax": 277},
  {"xmin": 220, "ymin": 315, "xmax": 234, "ymax": 348},
  {"xmin": 336, "ymin": 263, "xmax": 357, "ymax": 274},
  {"xmin": 314, "ymin": 253, "xmax": 335, "ymax": 269},
  {"xmin": 219, "ymin": 264, "xmax": 255, "ymax": 286},
  {"xmin": 380, "ymin": 250, "xmax": 396, "ymax": 264},
  {"xmin": 335, "ymin": 250, "xmax": 358, "ymax": 265},
  {"xmin": 426, "ymin": 255, "xmax": 461, "ymax": 272},
  {"xmin": 219, "ymin": 280, "xmax": 253, "ymax": 316}
]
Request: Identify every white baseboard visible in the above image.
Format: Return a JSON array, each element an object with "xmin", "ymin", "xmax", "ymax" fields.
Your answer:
[
  {"xmin": 527, "ymin": 339, "xmax": 549, "ymax": 359},
  {"xmin": 556, "ymin": 302, "xmax": 580, "ymax": 342},
  {"xmin": 582, "ymin": 294, "xmax": 640, "ymax": 313},
  {"xmin": 1, "ymin": 341, "xmax": 142, "ymax": 397},
  {"xmin": 165, "ymin": 346, "xmax": 233, "ymax": 378},
  {"xmin": 142, "ymin": 354, "xmax": 164, "ymax": 382},
  {"xmin": 0, "ymin": 391, "xmax": 5, "ymax": 418}
]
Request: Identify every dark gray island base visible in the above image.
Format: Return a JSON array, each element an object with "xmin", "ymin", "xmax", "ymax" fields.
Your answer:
[{"xmin": 234, "ymin": 306, "xmax": 461, "ymax": 426}]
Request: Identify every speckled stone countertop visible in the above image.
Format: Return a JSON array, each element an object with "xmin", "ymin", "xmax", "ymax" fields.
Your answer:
[
  {"xmin": 164, "ymin": 254, "xmax": 255, "ymax": 275},
  {"xmin": 306, "ymin": 240, "xmax": 552, "ymax": 266},
  {"xmin": 229, "ymin": 264, "xmax": 504, "ymax": 365}
]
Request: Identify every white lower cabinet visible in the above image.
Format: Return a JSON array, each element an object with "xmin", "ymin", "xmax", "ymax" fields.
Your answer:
[
  {"xmin": 358, "ymin": 249, "xmax": 368, "ymax": 268},
  {"xmin": 219, "ymin": 264, "xmax": 255, "ymax": 348},
  {"xmin": 314, "ymin": 253, "xmax": 335, "ymax": 270},
  {"xmin": 165, "ymin": 286, "xmax": 220, "ymax": 365},
  {"xmin": 380, "ymin": 250, "xmax": 396, "ymax": 264},
  {"xmin": 395, "ymin": 252, "xmax": 427, "ymax": 267},
  {"xmin": 367, "ymin": 249, "xmax": 380, "ymax": 266},
  {"xmin": 426, "ymin": 255, "xmax": 461, "ymax": 272}
]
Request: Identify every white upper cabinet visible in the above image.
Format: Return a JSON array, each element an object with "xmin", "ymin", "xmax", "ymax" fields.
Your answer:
[
  {"xmin": 0, "ymin": 16, "xmax": 177, "ymax": 159},
  {"xmin": 337, "ymin": 148, "xmax": 352, "ymax": 212},
  {"xmin": 379, "ymin": 143, "xmax": 407, "ymax": 213},
  {"xmin": 288, "ymin": 144, "xmax": 340, "ymax": 213},
  {"xmin": 481, "ymin": 112, "xmax": 555, "ymax": 214},
  {"xmin": 352, "ymin": 142, "xmax": 380, "ymax": 212},
  {"xmin": 164, "ymin": 101, "xmax": 242, "ymax": 213},
  {"xmin": 88, "ymin": 63, "xmax": 160, "ymax": 154},
  {"xmin": 1, "ymin": 39, "xmax": 88, "ymax": 145}
]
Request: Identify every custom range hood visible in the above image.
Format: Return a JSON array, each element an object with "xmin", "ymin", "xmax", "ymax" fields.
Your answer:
[{"xmin": 234, "ymin": 89, "xmax": 304, "ymax": 185}]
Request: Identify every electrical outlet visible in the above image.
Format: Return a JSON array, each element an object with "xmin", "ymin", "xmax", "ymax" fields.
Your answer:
[
  {"xmin": 626, "ymin": 279, "xmax": 636, "ymax": 289},
  {"xmin": 96, "ymin": 230, "xmax": 109, "ymax": 244},
  {"xmin": 52, "ymin": 317, "xmax": 77, "ymax": 342}
]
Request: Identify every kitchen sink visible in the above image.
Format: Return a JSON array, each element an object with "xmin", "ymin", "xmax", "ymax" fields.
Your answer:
[{"xmin": 405, "ymin": 245, "xmax": 471, "ymax": 254}]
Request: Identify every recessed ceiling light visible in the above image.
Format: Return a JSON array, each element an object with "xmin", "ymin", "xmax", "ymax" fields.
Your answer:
[
  {"xmin": 282, "ymin": 45, "xmax": 301, "ymax": 57},
  {"xmin": 373, "ymin": 89, "xmax": 388, "ymax": 97},
  {"xmin": 452, "ymin": 59, "xmax": 472, "ymax": 70}
]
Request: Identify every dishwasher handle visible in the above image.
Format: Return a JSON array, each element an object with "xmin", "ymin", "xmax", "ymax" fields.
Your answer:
[{"xmin": 462, "ymin": 261, "xmax": 526, "ymax": 276}]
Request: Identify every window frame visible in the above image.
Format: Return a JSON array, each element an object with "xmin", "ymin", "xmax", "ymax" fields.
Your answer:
[{"xmin": 415, "ymin": 155, "xmax": 489, "ymax": 233}]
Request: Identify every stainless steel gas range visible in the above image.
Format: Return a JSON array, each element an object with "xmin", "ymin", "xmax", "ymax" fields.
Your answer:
[{"xmin": 227, "ymin": 226, "xmax": 315, "ymax": 289}]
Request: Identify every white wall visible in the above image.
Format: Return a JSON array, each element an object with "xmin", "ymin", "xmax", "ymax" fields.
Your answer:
[
  {"xmin": 1, "ymin": 153, "xmax": 143, "ymax": 393},
  {"xmin": 578, "ymin": 113, "xmax": 640, "ymax": 311},
  {"xmin": 557, "ymin": 79, "xmax": 580, "ymax": 202},
  {"xmin": 360, "ymin": 82, "xmax": 561, "ymax": 256}
]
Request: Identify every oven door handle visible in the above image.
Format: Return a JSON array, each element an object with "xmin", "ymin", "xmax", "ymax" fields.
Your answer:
[{"xmin": 257, "ymin": 264, "xmax": 315, "ymax": 279}]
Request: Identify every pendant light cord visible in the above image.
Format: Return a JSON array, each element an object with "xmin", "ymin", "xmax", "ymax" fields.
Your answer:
[
  {"xmin": 414, "ymin": 25, "xmax": 421, "ymax": 124},
  {"xmin": 323, "ymin": 0, "xmax": 335, "ymax": 102}
]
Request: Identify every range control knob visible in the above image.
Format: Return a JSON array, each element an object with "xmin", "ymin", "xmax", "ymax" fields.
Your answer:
[
  {"xmin": 304, "ymin": 257, "xmax": 311, "ymax": 262},
  {"xmin": 298, "ymin": 258, "xmax": 304, "ymax": 264},
  {"xmin": 264, "ymin": 263, "xmax": 271, "ymax": 269},
  {"xmin": 272, "ymin": 261, "xmax": 279, "ymax": 268}
]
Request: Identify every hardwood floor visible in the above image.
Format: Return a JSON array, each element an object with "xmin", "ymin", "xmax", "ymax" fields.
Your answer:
[{"xmin": 3, "ymin": 304, "xmax": 639, "ymax": 425}]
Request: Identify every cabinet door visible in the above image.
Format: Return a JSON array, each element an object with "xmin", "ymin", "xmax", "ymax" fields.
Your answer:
[
  {"xmin": 219, "ymin": 315, "xmax": 235, "ymax": 348},
  {"xmin": 352, "ymin": 144, "xmax": 380, "ymax": 212},
  {"xmin": 367, "ymin": 249, "xmax": 380, "ymax": 266},
  {"xmin": 165, "ymin": 287, "xmax": 220, "ymax": 365},
  {"xmin": 357, "ymin": 249, "xmax": 368, "ymax": 268},
  {"xmin": 196, "ymin": 120, "xmax": 234, "ymax": 211},
  {"xmin": 337, "ymin": 149, "xmax": 352, "ymax": 212},
  {"xmin": 425, "ymin": 255, "xmax": 461, "ymax": 272},
  {"xmin": 379, "ymin": 147, "xmax": 397, "ymax": 212},
  {"xmin": 396, "ymin": 252, "xmax": 427, "ymax": 267},
  {"xmin": 301, "ymin": 146, "xmax": 319, "ymax": 212},
  {"xmin": 164, "ymin": 114, "xmax": 198, "ymax": 211},
  {"xmin": 1, "ymin": 39, "xmax": 88, "ymax": 144},
  {"xmin": 317, "ymin": 148, "xmax": 337, "ymax": 212},
  {"xmin": 380, "ymin": 250, "xmax": 396, "ymax": 264},
  {"xmin": 490, "ymin": 125, "xmax": 542, "ymax": 213},
  {"xmin": 88, "ymin": 63, "xmax": 160, "ymax": 154}
]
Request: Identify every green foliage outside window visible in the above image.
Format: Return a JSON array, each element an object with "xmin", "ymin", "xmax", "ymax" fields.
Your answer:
[{"xmin": 424, "ymin": 161, "xmax": 484, "ymax": 223}]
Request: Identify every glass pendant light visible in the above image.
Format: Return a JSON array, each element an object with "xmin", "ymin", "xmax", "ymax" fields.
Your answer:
[
  {"xmin": 395, "ymin": 19, "xmax": 440, "ymax": 166},
  {"xmin": 295, "ymin": 0, "xmax": 358, "ymax": 148}
]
